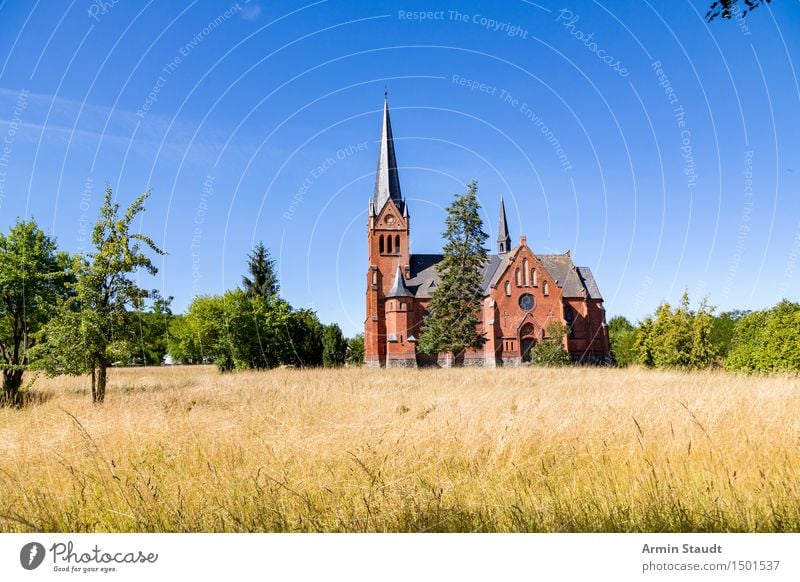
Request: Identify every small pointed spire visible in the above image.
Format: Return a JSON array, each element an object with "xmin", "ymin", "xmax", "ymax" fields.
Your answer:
[
  {"xmin": 386, "ymin": 264, "xmax": 413, "ymax": 298},
  {"xmin": 497, "ymin": 196, "xmax": 511, "ymax": 254},
  {"xmin": 373, "ymin": 94, "xmax": 404, "ymax": 214}
]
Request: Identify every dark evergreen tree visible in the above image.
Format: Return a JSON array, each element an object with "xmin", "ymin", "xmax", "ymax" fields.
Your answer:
[
  {"xmin": 242, "ymin": 242, "xmax": 278, "ymax": 299},
  {"xmin": 418, "ymin": 180, "xmax": 488, "ymax": 363}
]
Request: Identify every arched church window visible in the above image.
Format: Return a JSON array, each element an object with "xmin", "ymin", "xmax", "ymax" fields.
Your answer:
[
  {"xmin": 543, "ymin": 281, "xmax": 549, "ymax": 296},
  {"xmin": 515, "ymin": 268, "xmax": 521, "ymax": 287},
  {"xmin": 522, "ymin": 259, "xmax": 529, "ymax": 285},
  {"xmin": 532, "ymin": 268, "xmax": 537, "ymax": 286},
  {"xmin": 387, "ymin": 235, "xmax": 393, "ymax": 254},
  {"xmin": 372, "ymin": 271, "xmax": 377, "ymax": 285},
  {"xmin": 395, "ymin": 235, "xmax": 400, "ymax": 254},
  {"xmin": 504, "ymin": 281, "xmax": 511, "ymax": 296}
]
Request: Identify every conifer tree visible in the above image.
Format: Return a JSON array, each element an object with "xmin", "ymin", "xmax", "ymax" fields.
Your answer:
[
  {"xmin": 242, "ymin": 242, "xmax": 278, "ymax": 299},
  {"xmin": 418, "ymin": 180, "xmax": 488, "ymax": 363}
]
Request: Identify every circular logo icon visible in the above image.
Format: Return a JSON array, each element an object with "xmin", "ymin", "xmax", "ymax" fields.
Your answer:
[{"xmin": 20, "ymin": 542, "xmax": 46, "ymax": 570}]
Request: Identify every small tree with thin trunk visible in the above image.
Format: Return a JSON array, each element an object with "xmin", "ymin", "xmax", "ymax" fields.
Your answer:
[
  {"xmin": 418, "ymin": 180, "xmax": 488, "ymax": 364},
  {"xmin": 34, "ymin": 187, "xmax": 163, "ymax": 402}
]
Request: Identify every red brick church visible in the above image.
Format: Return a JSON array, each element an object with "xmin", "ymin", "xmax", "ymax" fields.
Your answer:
[{"xmin": 364, "ymin": 97, "xmax": 610, "ymax": 367}]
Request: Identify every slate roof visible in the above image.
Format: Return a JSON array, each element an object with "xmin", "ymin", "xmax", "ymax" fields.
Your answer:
[
  {"xmin": 497, "ymin": 196, "xmax": 511, "ymax": 247},
  {"xmin": 373, "ymin": 95, "xmax": 405, "ymax": 215},
  {"xmin": 405, "ymin": 249, "xmax": 602, "ymax": 300},
  {"xmin": 386, "ymin": 264, "xmax": 413, "ymax": 298}
]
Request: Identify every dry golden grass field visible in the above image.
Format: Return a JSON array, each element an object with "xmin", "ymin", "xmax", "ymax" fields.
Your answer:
[{"xmin": 0, "ymin": 365, "xmax": 799, "ymax": 532}]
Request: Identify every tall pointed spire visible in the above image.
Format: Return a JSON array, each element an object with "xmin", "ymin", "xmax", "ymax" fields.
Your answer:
[
  {"xmin": 386, "ymin": 264, "xmax": 413, "ymax": 298},
  {"xmin": 373, "ymin": 93, "xmax": 404, "ymax": 214},
  {"xmin": 497, "ymin": 196, "xmax": 511, "ymax": 254}
]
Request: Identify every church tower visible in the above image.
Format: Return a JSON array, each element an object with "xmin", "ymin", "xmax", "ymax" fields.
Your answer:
[
  {"xmin": 365, "ymin": 95, "xmax": 411, "ymax": 368},
  {"xmin": 497, "ymin": 196, "xmax": 511, "ymax": 255}
]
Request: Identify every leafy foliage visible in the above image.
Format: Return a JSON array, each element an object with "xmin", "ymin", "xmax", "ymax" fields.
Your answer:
[
  {"xmin": 284, "ymin": 309, "xmax": 323, "ymax": 367},
  {"xmin": 529, "ymin": 322, "xmax": 570, "ymax": 367},
  {"xmin": 322, "ymin": 324, "xmax": 348, "ymax": 367},
  {"xmin": 635, "ymin": 292, "xmax": 716, "ymax": 370},
  {"xmin": 709, "ymin": 309, "xmax": 749, "ymax": 359},
  {"xmin": 33, "ymin": 187, "xmax": 164, "ymax": 402},
  {"xmin": 725, "ymin": 300, "xmax": 800, "ymax": 373},
  {"xmin": 609, "ymin": 315, "xmax": 639, "ymax": 367},
  {"xmin": 346, "ymin": 334, "xmax": 365, "ymax": 365},
  {"xmin": 418, "ymin": 181, "xmax": 489, "ymax": 361},
  {"xmin": 0, "ymin": 220, "xmax": 73, "ymax": 401}
]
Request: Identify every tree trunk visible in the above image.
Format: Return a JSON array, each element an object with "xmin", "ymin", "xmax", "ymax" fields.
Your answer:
[
  {"xmin": 97, "ymin": 362, "xmax": 107, "ymax": 403},
  {"xmin": 91, "ymin": 365, "xmax": 97, "ymax": 403},
  {"xmin": 2, "ymin": 369, "xmax": 23, "ymax": 406}
]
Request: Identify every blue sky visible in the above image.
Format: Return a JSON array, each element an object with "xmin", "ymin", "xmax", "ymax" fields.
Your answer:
[{"xmin": 0, "ymin": 0, "xmax": 798, "ymax": 337}]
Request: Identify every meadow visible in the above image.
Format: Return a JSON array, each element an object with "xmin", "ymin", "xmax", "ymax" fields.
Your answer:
[{"xmin": 0, "ymin": 365, "xmax": 798, "ymax": 533}]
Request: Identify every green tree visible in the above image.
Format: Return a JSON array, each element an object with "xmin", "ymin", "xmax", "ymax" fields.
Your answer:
[
  {"xmin": 529, "ymin": 322, "xmax": 571, "ymax": 367},
  {"xmin": 418, "ymin": 180, "xmax": 488, "ymax": 364},
  {"xmin": 222, "ymin": 290, "xmax": 292, "ymax": 371},
  {"xmin": 608, "ymin": 315, "xmax": 638, "ymax": 367},
  {"xmin": 34, "ymin": 187, "xmax": 164, "ymax": 402},
  {"xmin": 726, "ymin": 300, "xmax": 800, "ymax": 373},
  {"xmin": 709, "ymin": 310, "xmax": 749, "ymax": 359},
  {"xmin": 0, "ymin": 220, "xmax": 72, "ymax": 402},
  {"xmin": 346, "ymin": 334, "xmax": 365, "ymax": 365},
  {"xmin": 285, "ymin": 309, "xmax": 324, "ymax": 367},
  {"xmin": 635, "ymin": 291, "xmax": 717, "ymax": 370},
  {"xmin": 322, "ymin": 323, "xmax": 347, "ymax": 367},
  {"xmin": 167, "ymin": 294, "xmax": 226, "ymax": 366},
  {"xmin": 128, "ymin": 294, "xmax": 173, "ymax": 366},
  {"xmin": 242, "ymin": 241, "xmax": 279, "ymax": 300}
]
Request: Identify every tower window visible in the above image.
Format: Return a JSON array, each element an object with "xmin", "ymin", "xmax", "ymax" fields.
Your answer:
[
  {"xmin": 395, "ymin": 235, "xmax": 400, "ymax": 254},
  {"xmin": 379, "ymin": 235, "xmax": 384, "ymax": 254},
  {"xmin": 387, "ymin": 235, "xmax": 393, "ymax": 254}
]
